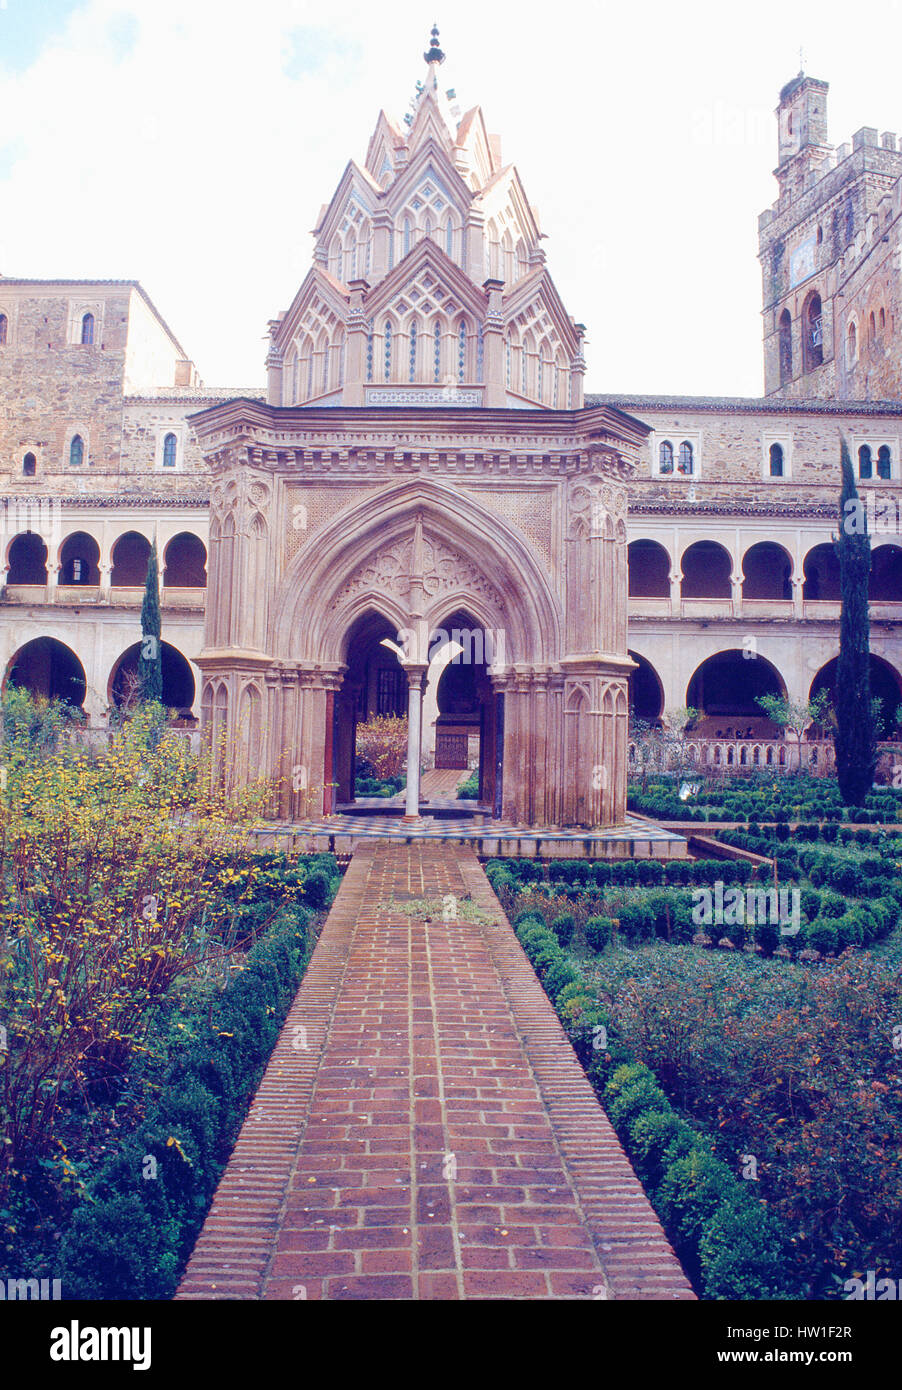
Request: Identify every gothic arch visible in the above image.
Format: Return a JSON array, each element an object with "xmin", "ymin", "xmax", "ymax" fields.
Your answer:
[{"xmin": 271, "ymin": 480, "xmax": 563, "ymax": 667}]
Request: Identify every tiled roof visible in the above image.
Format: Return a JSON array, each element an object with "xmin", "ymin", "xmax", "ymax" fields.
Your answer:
[
  {"xmin": 0, "ymin": 492, "xmax": 210, "ymax": 507},
  {"xmin": 587, "ymin": 392, "xmax": 902, "ymax": 416},
  {"xmin": 124, "ymin": 389, "xmax": 265, "ymax": 403}
]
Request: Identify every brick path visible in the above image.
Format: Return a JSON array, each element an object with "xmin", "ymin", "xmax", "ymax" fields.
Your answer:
[
  {"xmin": 418, "ymin": 768, "xmax": 468, "ymax": 800},
  {"xmin": 177, "ymin": 843, "xmax": 692, "ymax": 1300}
]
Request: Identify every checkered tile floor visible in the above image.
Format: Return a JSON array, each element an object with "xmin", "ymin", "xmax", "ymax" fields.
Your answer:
[{"xmin": 260, "ymin": 811, "xmax": 684, "ymax": 846}]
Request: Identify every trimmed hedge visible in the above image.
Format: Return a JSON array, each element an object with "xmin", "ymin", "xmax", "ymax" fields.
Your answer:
[
  {"xmin": 512, "ymin": 917, "xmax": 800, "ymax": 1299},
  {"xmin": 57, "ymin": 901, "xmax": 322, "ymax": 1299}
]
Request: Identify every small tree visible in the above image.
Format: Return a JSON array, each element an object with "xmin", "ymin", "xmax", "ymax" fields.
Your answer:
[
  {"xmin": 662, "ymin": 705, "xmax": 701, "ymax": 782},
  {"xmin": 833, "ymin": 435, "xmax": 877, "ymax": 802},
  {"xmin": 139, "ymin": 542, "xmax": 163, "ymax": 704},
  {"xmin": 355, "ymin": 715, "xmax": 409, "ymax": 781},
  {"xmin": 755, "ymin": 689, "xmax": 832, "ymax": 770}
]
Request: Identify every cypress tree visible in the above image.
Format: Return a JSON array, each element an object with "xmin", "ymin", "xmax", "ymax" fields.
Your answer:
[
  {"xmin": 139, "ymin": 541, "xmax": 163, "ymax": 704},
  {"xmin": 833, "ymin": 435, "xmax": 876, "ymax": 803}
]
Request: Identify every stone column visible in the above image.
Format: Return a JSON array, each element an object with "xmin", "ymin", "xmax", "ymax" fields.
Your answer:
[
  {"xmin": 481, "ymin": 277, "xmax": 506, "ymax": 407},
  {"xmin": 731, "ymin": 570, "xmax": 743, "ymax": 617},
  {"xmin": 402, "ymin": 663, "xmax": 428, "ymax": 821},
  {"xmin": 344, "ymin": 279, "xmax": 370, "ymax": 406}
]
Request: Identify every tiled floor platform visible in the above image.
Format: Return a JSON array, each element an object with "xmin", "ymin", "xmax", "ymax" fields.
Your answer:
[
  {"xmin": 177, "ymin": 841, "xmax": 693, "ymax": 1301},
  {"xmin": 250, "ymin": 812, "xmax": 688, "ymax": 861}
]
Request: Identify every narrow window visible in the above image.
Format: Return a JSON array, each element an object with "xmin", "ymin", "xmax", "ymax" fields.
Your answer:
[
  {"xmin": 769, "ymin": 442, "xmax": 784, "ymax": 477},
  {"xmin": 433, "ymin": 320, "xmax": 441, "ymax": 383},
  {"xmin": 162, "ymin": 432, "xmax": 177, "ymax": 468},
  {"xmin": 804, "ymin": 294, "xmax": 823, "ymax": 372},
  {"xmin": 366, "ymin": 319, "xmax": 374, "ymax": 382},
  {"xmin": 69, "ymin": 434, "xmax": 84, "ymax": 467},
  {"xmin": 458, "ymin": 319, "xmax": 466, "ymax": 382},
  {"xmin": 859, "ymin": 444, "xmax": 873, "ymax": 480},
  {"xmin": 384, "ymin": 320, "xmax": 392, "ymax": 380},
  {"xmin": 878, "ymin": 444, "xmax": 892, "ymax": 480},
  {"xmin": 445, "ymin": 217, "xmax": 453, "ymax": 257},
  {"xmin": 505, "ymin": 335, "xmax": 512, "ymax": 388},
  {"xmin": 779, "ymin": 308, "xmax": 792, "ymax": 384},
  {"xmin": 403, "ymin": 218, "xmax": 411, "ymax": 256},
  {"xmin": 869, "ymin": 311, "xmax": 876, "ymax": 344},
  {"xmin": 880, "ymin": 307, "xmax": 886, "ymax": 332},
  {"xmin": 659, "ymin": 440, "xmax": 674, "ymax": 474},
  {"xmin": 23, "ymin": 451, "xmax": 36, "ymax": 477},
  {"xmin": 847, "ymin": 321, "xmax": 857, "ymax": 365},
  {"xmin": 0, "ymin": 314, "xmax": 7, "ymax": 346},
  {"xmin": 409, "ymin": 320, "xmax": 417, "ymax": 382},
  {"xmin": 81, "ymin": 312, "xmax": 94, "ymax": 345},
  {"xmin": 678, "ymin": 441, "xmax": 694, "ymax": 474}
]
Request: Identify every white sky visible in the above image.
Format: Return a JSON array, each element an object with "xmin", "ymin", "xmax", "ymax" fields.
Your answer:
[{"xmin": 1, "ymin": 0, "xmax": 901, "ymax": 394}]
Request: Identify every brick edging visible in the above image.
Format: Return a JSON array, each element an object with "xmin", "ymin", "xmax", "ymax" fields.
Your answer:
[
  {"xmin": 456, "ymin": 855, "xmax": 696, "ymax": 1300},
  {"xmin": 175, "ymin": 845, "xmax": 376, "ymax": 1299}
]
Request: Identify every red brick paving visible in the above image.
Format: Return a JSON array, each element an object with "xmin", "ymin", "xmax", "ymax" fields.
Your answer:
[{"xmin": 177, "ymin": 842, "xmax": 693, "ymax": 1300}]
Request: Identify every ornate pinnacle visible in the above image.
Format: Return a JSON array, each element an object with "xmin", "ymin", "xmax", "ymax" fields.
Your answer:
[{"xmin": 424, "ymin": 23, "xmax": 445, "ymax": 64}]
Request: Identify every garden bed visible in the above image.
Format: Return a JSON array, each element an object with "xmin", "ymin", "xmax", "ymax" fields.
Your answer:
[{"xmin": 489, "ymin": 853, "xmax": 902, "ymax": 1299}]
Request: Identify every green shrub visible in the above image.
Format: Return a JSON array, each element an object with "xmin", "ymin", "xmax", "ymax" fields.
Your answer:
[
  {"xmin": 514, "ymin": 908, "xmax": 547, "ymax": 930},
  {"xmin": 657, "ymin": 1150, "xmax": 735, "ymax": 1272},
  {"xmin": 699, "ymin": 1190, "xmax": 798, "ymax": 1300},
  {"xmin": 617, "ymin": 899, "xmax": 655, "ymax": 941},
  {"xmin": 543, "ymin": 958, "xmax": 579, "ymax": 1001},
  {"xmin": 584, "ymin": 915, "xmax": 613, "ymax": 952},
  {"xmin": 628, "ymin": 1109, "xmax": 685, "ymax": 1189},
  {"xmin": 606, "ymin": 1075, "xmax": 669, "ymax": 1132},
  {"xmin": 805, "ymin": 918, "xmax": 838, "ymax": 955},
  {"xmin": 550, "ymin": 912, "xmax": 576, "ymax": 948}
]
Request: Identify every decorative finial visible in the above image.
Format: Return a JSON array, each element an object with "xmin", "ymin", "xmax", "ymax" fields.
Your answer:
[{"xmin": 424, "ymin": 23, "xmax": 445, "ymax": 65}]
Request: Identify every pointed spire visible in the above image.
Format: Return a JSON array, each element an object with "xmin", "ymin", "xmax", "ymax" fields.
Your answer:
[{"xmin": 424, "ymin": 23, "xmax": 445, "ymax": 65}]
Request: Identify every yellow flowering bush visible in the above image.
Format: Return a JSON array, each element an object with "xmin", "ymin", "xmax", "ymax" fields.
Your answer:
[{"xmin": 0, "ymin": 703, "xmax": 273, "ymax": 1177}]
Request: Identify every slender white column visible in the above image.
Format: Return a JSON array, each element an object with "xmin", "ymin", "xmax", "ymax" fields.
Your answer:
[{"xmin": 403, "ymin": 664, "xmax": 427, "ymax": 821}]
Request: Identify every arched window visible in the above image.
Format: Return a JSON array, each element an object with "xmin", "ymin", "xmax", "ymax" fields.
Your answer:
[
  {"xmin": 769, "ymin": 442, "xmax": 784, "ymax": 477},
  {"xmin": 445, "ymin": 216, "xmax": 453, "ymax": 258},
  {"xmin": 859, "ymin": 444, "xmax": 873, "ymax": 480},
  {"xmin": 677, "ymin": 441, "xmax": 694, "ymax": 474},
  {"xmin": 80, "ymin": 313, "xmax": 94, "ymax": 345},
  {"xmin": 658, "ymin": 440, "xmax": 674, "ymax": 474},
  {"xmin": 458, "ymin": 319, "xmax": 466, "ymax": 382},
  {"xmin": 779, "ymin": 308, "xmax": 792, "ymax": 383},
  {"xmin": 0, "ymin": 314, "xmax": 7, "ymax": 345},
  {"xmin": 162, "ymin": 432, "xmax": 177, "ymax": 468},
  {"xmin": 878, "ymin": 444, "xmax": 892, "ymax": 480},
  {"xmin": 869, "ymin": 311, "xmax": 876, "ymax": 344},
  {"xmin": 403, "ymin": 217, "xmax": 411, "ymax": 256},
  {"xmin": 803, "ymin": 293, "xmax": 823, "ymax": 372},
  {"xmin": 23, "ymin": 452, "xmax": 36, "ymax": 477},
  {"xmin": 880, "ymin": 307, "xmax": 886, "ymax": 332},
  {"xmin": 423, "ymin": 214, "xmax": 433, "ymax": 242},
  {"xmin": 847, "ymin": 320, "xmax": 857, "ymax": 365},
  {"xmin": 69, "ymin": 434, "xmax": 84, "ymax": 467},
  {"xmin": 383, "ymin": 319, "xmax": 392, "ymax": 381}
]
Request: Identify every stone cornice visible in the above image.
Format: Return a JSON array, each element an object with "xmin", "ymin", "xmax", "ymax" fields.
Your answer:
[{"xmin": 187, "ymin": 403, "xmax": 648, "ymax": 482}]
